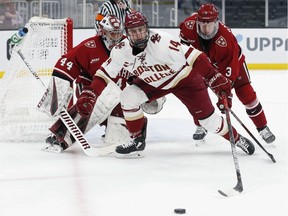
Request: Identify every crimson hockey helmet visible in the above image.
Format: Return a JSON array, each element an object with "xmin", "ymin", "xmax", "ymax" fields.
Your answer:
[
  {"xmin": 124, "ymin": 11, "xmax": 149, "ymax": 49},
  {"xmin": 196, "ymin": 3, "xmax": 219, "ymax": 40},
  {"xmin": 98, "ymin": 15, "xmax": 124, "ymax": 50},
  {"xmin": 197, "ymin": 3, "xmax": 219, "ymax": 22}
]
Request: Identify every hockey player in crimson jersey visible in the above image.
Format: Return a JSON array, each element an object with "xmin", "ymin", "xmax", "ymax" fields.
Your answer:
[
  {"xmin": 39, "ymin": 15, "xmax": 125, "ymax": 117},
  {"xmin": 75, "ymin": 11, "xmax": 255, "ymax": 158},
  {"xmin": 179, "ymin": 3, "xmax": 275, "ymax": 144},
  {"xmin": 40, "ymin": 15, "xmax": 127, "ymax": 153}
]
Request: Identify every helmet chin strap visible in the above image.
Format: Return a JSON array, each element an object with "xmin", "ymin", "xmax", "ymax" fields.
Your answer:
[
  {"xmin": 128, "ymin": 29, "xmax": 150, "ymax": 49},
  {"xmin": 133, "ymin": 38, "xmax": 148, "ymax": 49}
]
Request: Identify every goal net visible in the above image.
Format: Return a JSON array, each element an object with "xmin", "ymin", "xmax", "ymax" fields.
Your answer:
[{"xmin": 0, "ymin": 17, "xmax": 73, "ymax": 142}]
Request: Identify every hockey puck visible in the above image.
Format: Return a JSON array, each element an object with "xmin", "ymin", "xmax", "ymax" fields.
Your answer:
[{"xmin": 174, "ymin": 208, "xmax": 186, "ymax": 214}]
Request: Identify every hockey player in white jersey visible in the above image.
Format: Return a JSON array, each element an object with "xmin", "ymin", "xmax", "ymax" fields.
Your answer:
[
  {"xmin": 76, "ymin": 11, "xmax": 255, "ymax": 158},
  {"xmin": 41, "ymin": 15, "xmax": 166, "ymax": 153}
]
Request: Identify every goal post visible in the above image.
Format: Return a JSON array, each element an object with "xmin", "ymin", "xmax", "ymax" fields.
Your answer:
[{"xmin": 0, "ymin": 17, "xmax": 73, "ymax": 142}]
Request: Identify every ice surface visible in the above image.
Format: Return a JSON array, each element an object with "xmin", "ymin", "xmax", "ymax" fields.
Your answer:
[{"xmin": 0, "ymin": 70, "xmax": 287, "ymax": 216}]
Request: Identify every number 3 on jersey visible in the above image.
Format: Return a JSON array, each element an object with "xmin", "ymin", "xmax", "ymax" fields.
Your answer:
[{"xmin": 225, "ymin": 66, "xmax": 232, "ymax": 77}]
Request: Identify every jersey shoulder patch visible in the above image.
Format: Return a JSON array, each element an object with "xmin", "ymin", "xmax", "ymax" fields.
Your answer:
[
  {"xmin": 215, "ymin": 36, "xmax": 227, "ymax": 47},
  {"xmin": 85, "ymin": 40, "xmax": 97, "ymax": 48},
  {"xmin": 184, "ymin": 20, "xmax": 196, "ymax": 30}
]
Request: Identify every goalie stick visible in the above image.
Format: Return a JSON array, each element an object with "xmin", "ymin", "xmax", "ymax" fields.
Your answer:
[
  {"xmin": 218, "ymin": 93, "xmax": 243, "ymax": 197},
  {"xmin": 17, "ymin": 49, "xmax": 116, "ymax": 156},
  {"xmin": 230, "ymin": 110, "xmax": 276, "ymax": 163}
]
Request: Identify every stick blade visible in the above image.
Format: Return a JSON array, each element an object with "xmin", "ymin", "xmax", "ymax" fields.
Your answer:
[
  {"xmin": 85, "ymin": 144, "xmax": 117, "ymax": 157},
  {"xmin": 218, "ymin": 188, "xmax": 242, "ymax": 197}
]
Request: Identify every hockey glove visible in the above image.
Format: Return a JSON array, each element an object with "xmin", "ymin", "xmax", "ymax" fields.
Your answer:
[
  {"xmin": 142, "ymin": 97, "xmax": 167, "ymax": 114},
  {"xmin": 206, "ymin": 72, "xmax": 232, "ymax": 98},
  {"xmin": 217, "ymin": 93, "xmax": 233, "ymax": 114},
  {"xmin": 76, "ymin": 87, "xmax": 97, "ymax": 117}
]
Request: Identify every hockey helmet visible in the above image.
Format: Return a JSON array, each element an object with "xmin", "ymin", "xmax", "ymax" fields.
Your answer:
[
  {"xmin": 98, "ymin": 15, "xmax": 124, "ymax": 50},
  {"xmin": 196, "ymin": 3, "xmax": 219, "ymax": 40},
  {"xmin": 124, "ymin": 11, "xmax": 149, "ymax": 49}
]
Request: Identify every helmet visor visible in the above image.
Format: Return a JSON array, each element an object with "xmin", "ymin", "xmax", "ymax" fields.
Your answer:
[
  {"xmin": 102, "ymin": 27, "xmax": 123, "ymax": 50},
  {"xmin": 127, "ymin": 25, "xmax": 149, "ymax": 48},
  {"xmin": 103, "ymin": 29, "xmax": 123, "ymax": 43},
  {"xmin": 197, "ymin": 20, "xmax": 219, "ymax": 40}
]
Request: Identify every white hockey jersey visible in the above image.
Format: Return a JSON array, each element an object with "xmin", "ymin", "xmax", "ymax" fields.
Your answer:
[{"xmin": 101, "ymin": 29, "xmax": 202, "ymax": 90}]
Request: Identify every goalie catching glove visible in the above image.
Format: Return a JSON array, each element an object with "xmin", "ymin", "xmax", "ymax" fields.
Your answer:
[{"xmin": 76, "ymin": 86, "xmax": 97, "ymax": 117}]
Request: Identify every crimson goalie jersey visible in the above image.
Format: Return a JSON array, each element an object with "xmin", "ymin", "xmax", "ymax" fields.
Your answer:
[{"xmin": 52, "ymin": 35, "xmax": 111, "ymax": 87}]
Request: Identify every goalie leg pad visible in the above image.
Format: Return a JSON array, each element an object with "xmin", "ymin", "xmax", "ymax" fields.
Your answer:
[
  {"xmin": 48, "ymin": 106, "xmax": 89, "ymax": 149},
  {"xmin": 48, "ymin": 81, "xmax": 122, "ymax": 149},
  {"xmin": 85, "ymin": 82, "xmax": 122, "ymax": 132},
  {"xmin": 104, "ymin": 116, "xmax": 130, "ymax": 145},
  {"xmin": 37, "ymin": 76, "xmax": 73, "ymax": 117},
  {"xmin": 48, "ymin": 118, "xmax": 73, "ymax": 149}
]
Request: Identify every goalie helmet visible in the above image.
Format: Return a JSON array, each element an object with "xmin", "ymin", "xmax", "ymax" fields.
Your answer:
[
  {"xmin": 98, "ymin": 15, "xmax": 124, "ymax": 50},
  {"xmin": 196, "ymin": 3, "xmax": 219, "ymax": 40},
  {"xmin": 124, "ymin": 11, "xmax": 149, "ymax": 49}
]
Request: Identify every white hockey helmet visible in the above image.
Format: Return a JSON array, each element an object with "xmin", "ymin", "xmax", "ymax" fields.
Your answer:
[{"xmin": 98, "ymin": 15, "xmax": 124, "ymax": 50}]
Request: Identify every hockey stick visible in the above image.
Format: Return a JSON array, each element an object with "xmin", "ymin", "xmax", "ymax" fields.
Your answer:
[
  {"xmin": 230, "ymin": 110, "xmax": 276, "ymax": 163},
  {"xmin": 218, "ymin": 93, "xmax": 243, "ymax": 197},
  {"xmin": 17, "ymin": 49, "xmax": 116, "ymax": 156}
]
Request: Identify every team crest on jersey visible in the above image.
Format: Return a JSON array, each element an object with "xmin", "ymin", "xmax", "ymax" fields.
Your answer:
[
  {"xmin": 137, "ymin": 53, "xmax": 147, "ymax": 65},
  {"xmin": 215, "ymin": 36, "xmax": 227, "ymax": 47},
  {"xmin": 150, "ymin": 33, "xmax": 161, "ymax": 43},
  {"xmin": 185, "ymin": 20, "xmax": 195, "ymax": 30},
  {"xmin": 85, "ymin": 40, "xmax": 96, "ymax": 48}
]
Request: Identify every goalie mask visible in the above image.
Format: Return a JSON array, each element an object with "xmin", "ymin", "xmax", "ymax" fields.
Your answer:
[
  {"xmin": 98, "ymin": 15, "xmax": 124, "ymax": 50},
  {"xmin": 196, "ymin": 3, "xmax": 219, "ymax": 40},
  {"xmin": 124, "ymin": 11, "xmax": 149, "ymax": 49}
]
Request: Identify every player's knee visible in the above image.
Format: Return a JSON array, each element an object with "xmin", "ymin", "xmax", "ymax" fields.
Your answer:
[
  {"xmin": 199, "ymin": 111, "xmax": 228, "ymax": 136},
  {"xmin": 120, "ymin": 85, "xmax": 148, "ymax": 109}
]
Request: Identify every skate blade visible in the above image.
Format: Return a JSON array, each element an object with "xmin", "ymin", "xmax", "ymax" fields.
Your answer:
[
  {"xmin": 114, "ymin": 151, "xmax": 145, "ymax": 159},
  {"xmin": 194, "ymin": 139, "xmax": 205, "ymax": 147},
  {"xmin": 41, "ymin": 145, "xmax": 63, "ymax": 153}
]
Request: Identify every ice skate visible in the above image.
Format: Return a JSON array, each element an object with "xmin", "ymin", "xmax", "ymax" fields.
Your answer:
[
  {"xmin": 193, "ymin": 126, "xmax": 207, "ymax": 146},
  {"xmin": 235, "ymin": 135, "xmax": 255, "ymax": 155},
  {"xmin": 258, "ymin": 126, "xmax": 276, "ymax": 144},
  {"xmin": 115, "ymin": 136, "xmax": 146, "ymax": 158},
  {"xmin": 115, "ymin": 117, "xmax": 147, "ymax": 158},
  {"xmin": 42, "ymin": 134, "xmax": 68, "ymax": 153}
]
